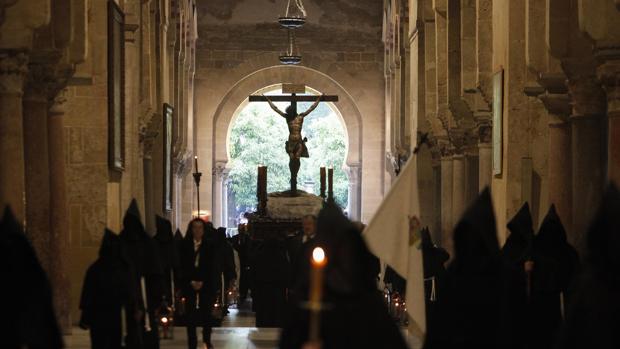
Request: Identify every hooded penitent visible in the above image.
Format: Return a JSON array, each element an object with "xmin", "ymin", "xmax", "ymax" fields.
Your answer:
[
  {"xmin": 279, "ymin": 202, "xmax": 408, "ymax": 349},
  {"xmin": 80, "ymin": 229, "xmax": 140, "ymax": 349},
  {"xmin": 555, "ymin": 185, "xmax": 620, "ymax": 349},
  {"xmin": 423, "ymin": 188, "xmax": 504, "ymax": 349},
  {"xmin": 155, "ymin": 215, "xmax": 181, "ymax": 302},
  {"xmin": 501, "ymin": 202, "xmax": 535, "ymax": 349},
  {"xmin": 119, "ymin": 199, "xmax": 163, "ymax": 349},
  {"xmin": 421, "ymin": 227, "xmax": 449, "ymax": 340},
  {"xmin": 0, "ymin": 207, "xmax": 63, "ymax": 349}
]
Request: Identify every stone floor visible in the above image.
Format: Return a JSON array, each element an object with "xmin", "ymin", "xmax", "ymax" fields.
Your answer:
[
  {"xmin": 64, "ymin": 303, "xmax": 281, "ymax": 349},
  {"xmin": 63, "ymin": 302, "xmax": 421, "ymax": 349}
]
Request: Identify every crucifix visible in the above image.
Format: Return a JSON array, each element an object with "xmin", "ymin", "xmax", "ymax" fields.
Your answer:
[{"xmin": 249, "ymin": 84, "xmax": 339, "ymax": 195}]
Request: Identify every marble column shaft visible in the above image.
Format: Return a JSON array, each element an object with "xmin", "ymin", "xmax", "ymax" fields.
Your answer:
[
  {"xmin": 548, "ymin": 116, "xmax": 572, "ymax": 233},
  {"xmin": 0, "ymin": 52, "xmax": 28, "ymax": 222},
  {"xmin": 22, "ymin": 91, "xmax": 51, "ymax": 270},
  {"xmin": 452, "ymin": 154, "xmax": 467, "ymax": 225},
  {"xmin": 440, "ymin": 156, "xmax": 453, "ymax": 254},
  {"xmin": 48, "ymin": 98, "xmax": 71, "ymax": 333},
  {"xmin": 478, "ymin": 143, "xmax": 492, "ymax": 191}
]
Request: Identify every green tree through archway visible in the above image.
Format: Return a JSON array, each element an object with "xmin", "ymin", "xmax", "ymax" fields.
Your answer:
[{"xmin": 228, "ymin": 90, "xmax": 349, "ymax": 216}]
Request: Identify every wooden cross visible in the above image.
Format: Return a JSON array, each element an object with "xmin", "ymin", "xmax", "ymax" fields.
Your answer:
[{"xmin": 248, "ymin": 84, "xmax": 339, "ymax": 195}]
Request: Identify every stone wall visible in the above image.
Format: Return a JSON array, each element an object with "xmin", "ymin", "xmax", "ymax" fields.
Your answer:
[{"xmin": 384, "ymin": 0, "xmax": 620, "ymax": 254}]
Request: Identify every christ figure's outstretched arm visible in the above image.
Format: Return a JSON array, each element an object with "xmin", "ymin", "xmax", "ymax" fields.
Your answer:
[
  {"xmin": 263, "ymin": 95, "xmax": 287, "ymax": 117},
  {"xmin": 299, "ymin": 94, "xmax": 324, "ymax": 117}
]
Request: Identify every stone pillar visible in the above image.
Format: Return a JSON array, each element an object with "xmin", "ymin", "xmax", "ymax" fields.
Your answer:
[
  {"xmin": 345, "ymin": 164, "xmax": 362, "ymax": 221},
  {"xmin": 440, "ymin": 155, "xmax": 453, "ymax": 253},
  {"xmin": 142, "ymin": 133, "xmax": 157, "ymax": 234},
  {"xmin": 221, "ymin": 169, "xmax": 230, "ymax": 228},
  {"xmin": 22, "ymin": 87, "xmax": 51, "ymax": 270},
  {"xmin": 547, "ymin": 113, "xmax": 573, "ymax": 233},
  {"xmin": 477, "ymin": 124, "xmax": 492, "ymax": 191},
  {"xmin": 48, "ymin": 90, "xmax": 71, "ymax": 333},
  {"xmin": 568, "ymin": 78, "xmax": 606, "ymax": 252},
  {"xmin": 212, "ymin": 162, "xmax": 227, "ymax": 227},
  {"xmin": 452, "ymin": 154, "xmax": 467, "ymax": 225},
  {"xmin": 0, "ymin": 52, "xmax": 28, "ymax": 223},
  {"xmin": 597, "ymin": 55, "xmax": 620, "ymax": 185}
]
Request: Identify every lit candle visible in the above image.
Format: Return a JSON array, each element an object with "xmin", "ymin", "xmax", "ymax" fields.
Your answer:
[
  {"xmin": 319, "ymin": 166, "xmax": 326, "ymax": 198},
  {"xmin": 308, "ymin": 247, "xmax": 327, "ymax": 343},
  {"xmin": 194, "ymin": 156, "xmax": 199, "ymax": 173}
]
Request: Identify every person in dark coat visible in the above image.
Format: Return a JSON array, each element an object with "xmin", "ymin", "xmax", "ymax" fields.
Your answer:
[
  {"xmin": 420, "ymin": 227, "xmax": 449, "ymax": 339},
  {"xmin": 80, "ymin": 229, "xmax": 140, "ymax": 349},
  {"xmin": 0, "ymin": 207, "xmax": 63, "ymax": 349},
  {"xmin": 119, "ymin": 200, "xmax": 164, "ymax": 349},
  {"xmin": 555, "ymin": 185, "xmax": 619, "ymax": 349},
  {"xmin": 252, "ymin": 236, "xmax": 290, "ymax": 327},
  {"xmin": 216, "ymin": 227, "xmax": 237, "ymax": 316},
  {"xmin": 501, "ymin": 202, "xmax": 535, "ymax": 349},
  {"xmin": 180, "ymin": 218, "xmax": 223, "ymax": 349},
  {"xmin": 230, "ymin": 224, "xmax": 251, "ymax": 302},
  {"xmin": 423, "ymin": 188, "xmax": 505, "ymax": 349},
  {"xmin": 279, "ymin": 202, "xmax": 408, "ymax": 349}
]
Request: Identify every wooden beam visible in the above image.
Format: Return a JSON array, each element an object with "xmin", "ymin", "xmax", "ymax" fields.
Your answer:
[{"xmin": 248, "ymin": 95, "xmax": 339, "ymax": 102}]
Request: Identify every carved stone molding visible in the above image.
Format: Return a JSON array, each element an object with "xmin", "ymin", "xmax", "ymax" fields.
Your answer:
[
  {"xmin": 566, "ymin": 76, "xmax": 607, "ymax": 118},
  {"xmin": 0, "ymin": 50, "xmax": 28, "ymax": 95},
  {"xmin": 140, "ymin": 112, "xmax": 162, "ymax": 158},
  {"xmin": 213, "ymin": 162, "xmax": 229, "ymax": 180}
]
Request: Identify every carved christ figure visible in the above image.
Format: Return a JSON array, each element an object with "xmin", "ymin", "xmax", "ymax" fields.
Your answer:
[{"xmin": 264, "ymin": 94, "xmax": 323, "ymax": 193}]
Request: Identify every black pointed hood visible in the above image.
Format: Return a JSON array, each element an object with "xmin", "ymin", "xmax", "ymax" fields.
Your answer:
[
  {"xmin": 99, "ymin": 228, "xmax": 122, "ymax": 259},
  {"xmin": 536, "ymin": 204, "xmax": 568, "ymax": 251},
  {"xmin": 0, "ymin": 207, "xmax": 63, "ymax": 349},
  {"xmin": 586, "ymin": 184, "xmax": 620, "ymax": 273},
  {"xmin": 503, "ymin": 202, "xmax": 534, "ymax": 263},
  {"xmin": 174, "ymin": 228, "xmax": 183, "ymax": 241},
  {"xmin": 121, "ymin": 199, "xmax": 145, "ymax": 240},
  {"xmin": 155, "ymin": 215, "xmax": 174, "ymax": 243},
  {"xmin": 451, "ymin": 188, "xmax": 500, "ymax": 271},
  {"xmin": 421, "ymin": 227, "xmax": 434, "ymax": 250}
]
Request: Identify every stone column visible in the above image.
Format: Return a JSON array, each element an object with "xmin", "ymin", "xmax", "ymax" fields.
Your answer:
[
  {"xmin": 452, "ymin": 154, "xmax": 467, "ymax": 225},
  {"xmin": 597, "ymin": 54, "xmax": 620, "ymax": 185},
  {"xmin": 22, "ymin": 87, "xmax": 51, "ymax": 270},
  {"xmin": 440, "ymin": 154, "xmax": 453, "ymax": 253},
  {"xmin": 345, "ymin": 164, "xmax": 362, "ymax": 221},
  {"xmin": 477, "ymin": 123, "xmax": 492, "ymax": 191},
  {"xmin": 221, "ymin": 169, "xmax": 230, "ymax": 228},
  {"xmin": 0, "ymin": 52, "xmax": 28, "ymax": 223},
  {"xmin": 212, "ymin": 162, "xmax": 227, "ymax": 227},
  {"xmin": 568, "ymin": 78, "xmax": 606, "ymax": 252},
  {"xmin": 548, "ymin": 114, "xmax": 573, "ymax": 228},
  {"xmin": 142, "ymin": 132, "xmax": 157, "ymax": 234},
  {"xmin": 48, "ymin": 89, "xmax": 71, "ymax": 333}
]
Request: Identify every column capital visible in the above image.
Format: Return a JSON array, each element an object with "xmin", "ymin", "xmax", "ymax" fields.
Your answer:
[
  {"xmin": 477, "ymin": 122, "xmax": 492, "ymax": 144},
  {"xmin": 213, "ymin": 162, "xmax": 229, "ymax": 180},
  {"xmin": 344, "ymin": 163, "xmax": 361, "ymax": 185},
  {"xmin": 539, "ymin": 92, "xmax": 572, "ymax": 119},
  {"xmin": 0, "ymin": 51, "xmax": 28, "ymax": 95},
  {"xmin": 567, "ymin": 76, "xmax": 607, "ymax": 119},
  {"xmin": 48, "ymin": 88, "xmax": 68, "ymax": 115}
]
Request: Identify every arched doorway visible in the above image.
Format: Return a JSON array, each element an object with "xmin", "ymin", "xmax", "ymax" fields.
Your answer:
[
  {"xmin": 223, "ymin": 85, "xmax": 350, "ymax": 227},
  {"xmin": 210, "ymin": 66, "xmax": 363, "ymax": 226}
]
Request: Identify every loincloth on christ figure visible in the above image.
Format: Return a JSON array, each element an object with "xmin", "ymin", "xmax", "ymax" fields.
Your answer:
[{"xmin": 285, "ymin": 138, "xmax": 309, "ymax": 158}]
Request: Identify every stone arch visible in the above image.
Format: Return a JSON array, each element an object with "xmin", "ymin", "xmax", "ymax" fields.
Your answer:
[
  {"xmin": 212, "ymin": 65, "xmax": 363, "ymax": 166},
  {"xmin": 209, "ymin": 65, "xmax": 364, "ymax": 223}
]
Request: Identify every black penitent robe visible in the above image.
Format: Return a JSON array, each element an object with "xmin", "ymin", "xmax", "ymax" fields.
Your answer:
[
  {"xmin": 501, "ymin": 202, "xmax": 535, "ymax": 349},
  {"xmin": 279, "ymin": 203, "xmax": 408, "ymax": 349},
  {"xmin": 423, "ymin": 188, "xmax": 505, "ymax": 349},
  {"xmin": 0, "ymin": 207, "xmax": 63, "ymax": 349},
  {"xmin": 555, "ymin": 185, "xmax": 619, "ymax": 349},
  {"xmin": 420, "ymin": 227, "xmax": 449, "ymax": 339},
  {"xmin": 120, "ymin": 200, "xmax": 164, "ymax": 349},
  {"xmin": 80, "ymin": 229, "xmax": 139, "ymax": 349},
  {"xmin": 530, "ymin": 205, "xmax": 579, "ymax": 349},
  {"xmin": 252, "ymin": 237, "xmax": 290, "ymax": 327},
  {"xmin": 155, "ymin": 216, "xmax": 181, "ymax": 303}
]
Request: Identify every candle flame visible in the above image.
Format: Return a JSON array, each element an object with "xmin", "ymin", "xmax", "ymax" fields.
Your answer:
[
  {"xmin": 161, "ymin": 317, "xmax": 168, "ymax": 324},
  {"xmin": 312, "ymin": 247, "xmax": 326, "ymax": 265}
]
